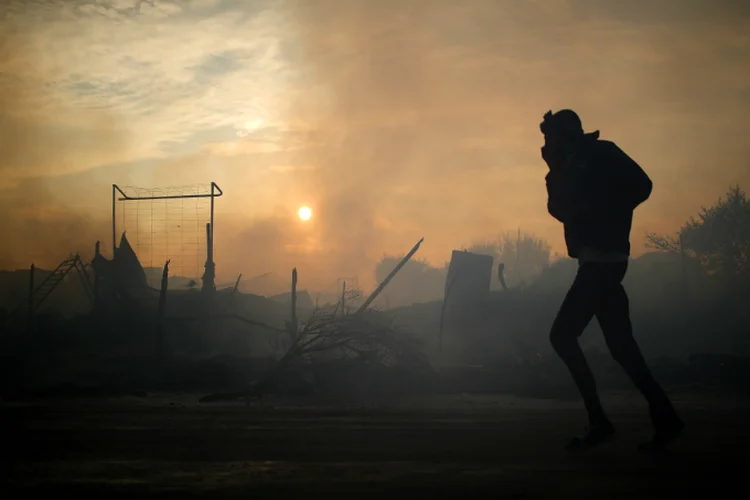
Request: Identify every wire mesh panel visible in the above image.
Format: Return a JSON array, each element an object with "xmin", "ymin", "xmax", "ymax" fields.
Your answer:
[{"xmin": 115, "ymin": 184, "xmax": 214, "ymax": 288}]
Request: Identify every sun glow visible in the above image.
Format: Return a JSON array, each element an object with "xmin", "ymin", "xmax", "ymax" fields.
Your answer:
[{"xmin": 298, "ymin": 206, "xmax": 312, "ymax": 221}]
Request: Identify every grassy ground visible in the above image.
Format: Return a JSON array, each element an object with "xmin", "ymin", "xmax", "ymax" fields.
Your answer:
[{"xmin": 2, "ymin": 391, "xmax": 747, "ymax": 498}]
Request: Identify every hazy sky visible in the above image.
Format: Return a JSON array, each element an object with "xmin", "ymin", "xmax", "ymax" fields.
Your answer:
[{"xmin": 1, "ymin": 0, "xmax": 749, "ymax": 289}]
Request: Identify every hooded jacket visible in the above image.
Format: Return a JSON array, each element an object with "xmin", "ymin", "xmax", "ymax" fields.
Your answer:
[{"xmin": 544, "ymin": 134, "xmax": 652, "ymax": 258}]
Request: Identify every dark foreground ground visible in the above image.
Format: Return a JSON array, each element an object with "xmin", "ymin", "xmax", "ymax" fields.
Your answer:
[{"xmin": 2, "ymin": 391, "xmax": 748, "ymax": 499}]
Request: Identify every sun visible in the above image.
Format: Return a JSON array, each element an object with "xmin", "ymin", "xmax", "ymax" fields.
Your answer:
[{"xmin": 298, "ymin": 206, "xmax": 312, "ymax": 221}]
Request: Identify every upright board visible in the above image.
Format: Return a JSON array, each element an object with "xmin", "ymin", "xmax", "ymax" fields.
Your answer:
[{"xmin": 444, "ymin": 250, "xmax": 494, "ymax": 309}]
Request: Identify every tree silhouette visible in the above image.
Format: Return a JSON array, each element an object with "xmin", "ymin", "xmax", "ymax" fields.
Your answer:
[{"xmin": 645, "ymin": 185, "xmax": 749, "ymax": 277}]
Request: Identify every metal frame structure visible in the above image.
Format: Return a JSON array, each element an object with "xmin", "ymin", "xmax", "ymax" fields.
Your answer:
[
  {"xmin": 4, "ymin": 254, "xmax": 95, "ymax": 330},
  {"xmin": 111, "ymin": 182, "xmax": 223, "ymax": 260}
]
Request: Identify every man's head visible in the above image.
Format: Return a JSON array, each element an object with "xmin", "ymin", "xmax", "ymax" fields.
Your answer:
[
  {"xmin": 540, "ymin": 109, "xmax": 585, "ymax": 145},
  {"xmin": 540, "ymin": 109, "xmax": 595, "ymax": 171}
]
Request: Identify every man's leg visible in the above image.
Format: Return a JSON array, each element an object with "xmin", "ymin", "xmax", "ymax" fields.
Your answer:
[
  {"xmin": 549, "ymin": 264, "xmax": 613, "ymax": 449},
  {"xmin": 595, "ymin": 263, "xmax": 684, "ymax": 448}
]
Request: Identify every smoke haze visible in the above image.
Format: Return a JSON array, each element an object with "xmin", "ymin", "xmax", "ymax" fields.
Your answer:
[{"xmin": 1, "ymin": 0, "xmax": 749, "ymax": 290}]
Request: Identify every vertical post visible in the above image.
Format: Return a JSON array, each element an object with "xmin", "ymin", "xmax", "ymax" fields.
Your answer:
[
  {"xmin": 210, "ymin": 182, "xmax": 215, "ymax": 267},
  {"xmin": 497, "ymin": 262, "xmax": 508, "ymax": 290},
  {"xmin": 341, "ymin": 280, "xmax": 347, "ymax": 315},
  {"xmin": 111, "ymin": 184, "xmax": 117, "ymax": 257},
  {"xmin": 439, "ymin": 275, "xmax": 457, "ymax": 354},
  {"xmin": 202, "ymin": 222, "xmax": 215, "ymax": 293},
  {"xmin": 206, "ymin": 222, "xmax": 212, "ymax": 263},
  {"xmin": 290, "ymin": 268, "xmax": 298, "ymax": 337},
  {"xmin": 27, "ymin": 263, "xmax": 35, "ymax": 334},
  {"xmin": 94, "ymin": 241, "xmax": 101, "ymax": 306},
  {"xmin": 157, "ymin": 259, "xmax": 170, "ymax": 360}
]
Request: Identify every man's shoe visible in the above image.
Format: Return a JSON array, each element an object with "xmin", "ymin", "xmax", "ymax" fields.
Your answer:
[
  {"xmin": 638, "ymin": 416, "xmax": 685, "ymax": 453},
  {"xmin": 565, "ymin": 421, "xmax": 615, "ymax": 451}
]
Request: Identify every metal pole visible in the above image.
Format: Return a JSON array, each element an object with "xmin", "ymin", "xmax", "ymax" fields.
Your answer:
[
  {"xmin": 28, "ymin": 263, "xmax": 35, "ymax": 334},
  {"xmin": 210, "ymin": 182, "xmax": 215, "ymax": 266},
  {"xmin": 94, "ymin": 241, "xmax": 101, "ymax": 306},
  {"xmin": 202, "ymin": 223, "xmax": 215, "ymax": 293},
  {"xmin": 111, "ymin": 184, "xmax": 116, "ymax": 256},
  {"xmin": 290, "ymin": 268, "xmax": 298, "ymax": 338},
  {"xmin": 157, "ymin": 259, "xmax": 170, "ymax": 360}
]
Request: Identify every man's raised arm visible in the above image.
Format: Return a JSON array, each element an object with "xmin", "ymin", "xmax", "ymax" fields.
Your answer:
[{"xmin": 546, "ymin": 171, "xmax": 572, "ymax": 222}]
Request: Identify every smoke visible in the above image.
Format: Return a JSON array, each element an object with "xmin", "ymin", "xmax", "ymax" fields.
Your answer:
[
  {"xmin": 0, "ymin": 26, "xmax": 128, "ymax": 269},
  {"xmin": 217, "ymin": 0, "xmax": 750, "ymax": 292},
  {"xmin": 2, "ymin": 0, "xmax": 749, "ymax": 294},
  {"xmin": 0, "ymin": 177, "xmax": 109, "ymax": 270},
  {"xmin": 234, "ymin": 0, "xmax": 476, "ymax": 289}
]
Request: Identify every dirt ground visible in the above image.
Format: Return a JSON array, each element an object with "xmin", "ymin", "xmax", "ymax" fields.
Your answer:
[{"xmin": 2, "ymin": 391, "xmax": 748, "ymax": 498}]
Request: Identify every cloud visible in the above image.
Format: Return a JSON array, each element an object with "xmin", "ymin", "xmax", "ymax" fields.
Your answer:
[{"xmin": 0, "ymin": 0, "xmax": 296, "ymax": 175}]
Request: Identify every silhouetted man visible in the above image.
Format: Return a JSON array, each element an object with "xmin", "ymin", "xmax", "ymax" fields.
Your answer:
[{"xmin": 541, "ymin": 109, "xmax": 684, "ymax": 452}]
